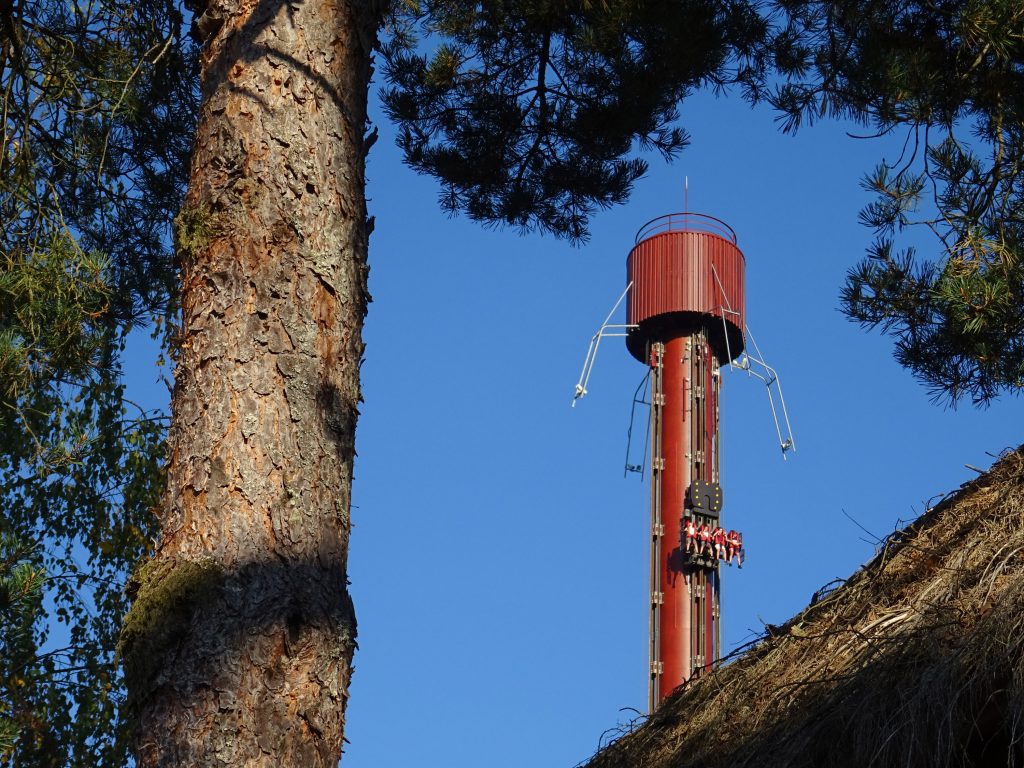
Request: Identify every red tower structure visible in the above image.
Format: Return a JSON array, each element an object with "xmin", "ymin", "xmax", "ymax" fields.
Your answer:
[{"xmin": 625, "ymin": 212, "xmax": 745, "ymax": 710}]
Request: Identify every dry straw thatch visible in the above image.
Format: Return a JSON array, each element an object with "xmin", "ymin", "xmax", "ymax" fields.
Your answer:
[{"xmin": 583, "ymin": 446, "xmax": 1024, "ymax": 768}]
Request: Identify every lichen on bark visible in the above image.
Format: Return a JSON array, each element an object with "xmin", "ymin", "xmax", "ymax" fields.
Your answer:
[
  {"xmin": 173, "ymin": 203, "xmax": 221, "ymax": 259},
  {"xmin": 118, "ymin": 557, "xmax": 225, "ymax": 713}
]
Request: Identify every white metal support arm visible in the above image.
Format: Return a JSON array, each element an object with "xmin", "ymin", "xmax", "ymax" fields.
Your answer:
[
  {"xmin": 729, "ymin": 326, "xmax": 797, "ymax": 459},
  {"xmin": 572, "ymin": 282, "xmax": 637, "ymax": 406}
]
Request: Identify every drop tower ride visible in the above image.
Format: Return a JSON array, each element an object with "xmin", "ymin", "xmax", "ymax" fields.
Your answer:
[
  {"xmin": 626, "ymin": 212, "xmax": 745, "ymax": 710},
  {"xmin": 573, "ymin": 206, "xmax": 793, "ymax": 713}
]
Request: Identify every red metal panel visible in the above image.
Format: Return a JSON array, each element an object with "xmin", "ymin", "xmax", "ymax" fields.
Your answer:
[
  {"xmin": 627, "ymin": 231, "xmax": 745, "ymax": 330},
  {"xmin": 625, "ymin": 224, "xmax": 745, "ymax": 363}
]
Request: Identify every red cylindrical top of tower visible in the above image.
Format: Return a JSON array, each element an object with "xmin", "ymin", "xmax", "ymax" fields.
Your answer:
[{"xmin": 625, "ymin": 212, "xmax": 745, "ymax": 363}]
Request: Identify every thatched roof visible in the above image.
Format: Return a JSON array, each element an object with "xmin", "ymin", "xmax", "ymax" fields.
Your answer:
[{"xmin": 583, "ymin": 446, "xmax": 1024, "ymax": 768}]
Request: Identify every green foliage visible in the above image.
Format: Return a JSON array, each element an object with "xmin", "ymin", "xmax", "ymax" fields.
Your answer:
[
  {"xmin": 1, "ymin": 0, "xmax": 196, "ymax": 326},
  {"xmin": 0, "ymin": 534, "xmax": 45, "ymax": 761},
  {"xmin": 0, "ymin": 236, "xmax": 110, "ymax": 403},
  {"xmin": 0, "ymin": 0, "xmax": 197, "ymax": 764},
  {"xmin": 0, "ymin": 352, "xmax": 167, "ymax": 767},
  {"xmin": 762, "ymin": 0, "xmax": 1024, "ymax": 404},
  {"xmin": 381, "ymin": 0, "xmax": 765, "ymax": 242}
]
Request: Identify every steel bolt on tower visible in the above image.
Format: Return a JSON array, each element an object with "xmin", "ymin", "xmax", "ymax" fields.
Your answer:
[{"xmin": 625, "ymin": 212, "xmax": 746, "ymax": 711}]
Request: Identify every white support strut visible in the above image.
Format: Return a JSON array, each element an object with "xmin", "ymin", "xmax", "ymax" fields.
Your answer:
[
  {"xmin": 710, "ymin": 264, "xmax": 796, "ymax": 459},
  {"xmin": 730, "ymin": 327, "xmax": 796, "ymax": 459},
  {"xmin": 572, "ymin": 282, "xmax": 637, "ymax": 406}
]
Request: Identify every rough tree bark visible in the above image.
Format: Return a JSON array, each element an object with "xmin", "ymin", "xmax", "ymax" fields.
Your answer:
[{"xmin": 118, "ymin": 0, "xmax": 380, "ymax": 763}]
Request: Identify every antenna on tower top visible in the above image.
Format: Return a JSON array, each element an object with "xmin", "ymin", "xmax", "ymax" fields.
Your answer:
[{"xmin": 684, "ymin": 177, "xmax": 689, "ymax": 228}]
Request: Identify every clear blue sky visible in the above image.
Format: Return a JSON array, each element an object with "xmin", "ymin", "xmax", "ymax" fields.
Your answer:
[
  {"xmin": 126, "ymin": 86, "xmax": 1022, "ymax": 766},
  {"xmin": 345, "ymin": 86, "xmax": 1022, "ymax": 767}
]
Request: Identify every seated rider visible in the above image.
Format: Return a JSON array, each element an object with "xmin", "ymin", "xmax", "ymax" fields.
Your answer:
[
  {"xmin": 726, "ymin": 529, "xmax": 740, "ymax": 564},
  {"xmin": 712, "ymin": 526, "xmax": 726, "ymax": 560},
  {"xmin": 731, "ymin": 530, "xmax": 743, "ymax": 568},
  {"xmin": 698, "ymin": 523, "xmax": 712, "ymax": 556},
  {"xmin": 683, "ymin": 516, "xmax": 698, "ymax": 554}
]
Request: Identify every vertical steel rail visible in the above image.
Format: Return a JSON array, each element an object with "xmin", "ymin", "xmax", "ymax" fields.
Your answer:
[
  {"xmin": 648, "ymin": 343, "xmax": 665, "ymax": 712},
  {"xmin": 711, "ymin": 356, "xmax": 723, "ymax": 666}
]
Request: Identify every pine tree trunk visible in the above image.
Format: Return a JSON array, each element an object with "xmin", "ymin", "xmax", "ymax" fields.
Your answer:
[{"xmin": 120, "ymin": 1, "xmax": 379, "ymax": 764}]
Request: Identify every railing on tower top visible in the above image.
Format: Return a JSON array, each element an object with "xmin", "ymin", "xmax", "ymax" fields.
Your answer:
[{"xmin": 634, "ymin": 212, "xmax": 738, "ymax": 245}]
